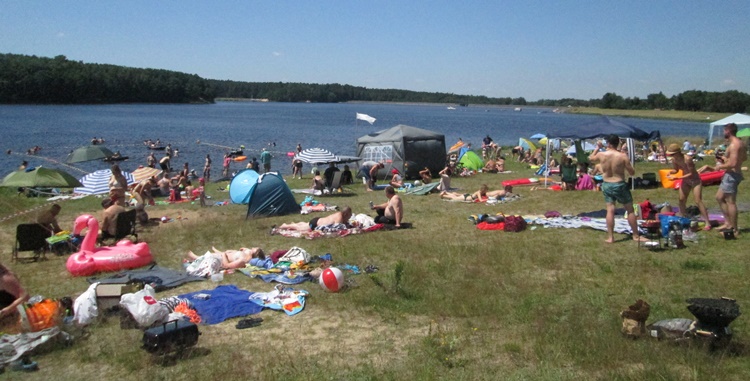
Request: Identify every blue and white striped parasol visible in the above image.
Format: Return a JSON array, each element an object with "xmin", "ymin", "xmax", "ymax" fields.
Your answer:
[
  {"xmin": 294, "ymin": 148, "xmax": 339, "ymax": 164},
  {"xmin": 74, "ymin": 169, "xmax": 136, "ymax": 195}
]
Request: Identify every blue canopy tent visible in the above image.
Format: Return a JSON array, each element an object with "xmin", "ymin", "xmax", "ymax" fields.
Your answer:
[{"xmin": 544, "ymin": 117, "xmax": 655, "ymax": 190}]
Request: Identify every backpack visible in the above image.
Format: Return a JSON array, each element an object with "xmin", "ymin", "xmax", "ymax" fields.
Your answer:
[{"xmin": 503, "ymin": 215, "xmax": 527, "ymax": 232}]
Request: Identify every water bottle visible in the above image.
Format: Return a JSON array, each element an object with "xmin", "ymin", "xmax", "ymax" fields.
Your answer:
[{"xmin": 369, "ymin": 201, "xmax": 374, "ymax": 210}]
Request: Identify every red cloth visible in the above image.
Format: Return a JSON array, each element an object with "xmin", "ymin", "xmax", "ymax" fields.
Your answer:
[{"xmin": 476, "ymin": 221, "xmax": 505, "ymax": 230}]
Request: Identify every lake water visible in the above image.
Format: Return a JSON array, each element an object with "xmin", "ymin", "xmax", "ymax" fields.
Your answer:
[{"xmin": 0, "ymin": 102, "xmax": 710, "ymax": 177}]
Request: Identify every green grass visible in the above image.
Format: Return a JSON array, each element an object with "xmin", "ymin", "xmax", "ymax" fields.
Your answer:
[{"xmin": 1, "ymin": 156, "xmax": 749, "ymax": 380}]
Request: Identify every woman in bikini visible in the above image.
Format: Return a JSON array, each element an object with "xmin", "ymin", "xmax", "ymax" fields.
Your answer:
[{"xmin": 665, "ymin": 144, "xmax": 711, "ymax": 230}]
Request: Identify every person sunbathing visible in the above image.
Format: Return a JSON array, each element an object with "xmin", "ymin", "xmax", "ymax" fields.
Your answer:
[
  {"xmin": 483, "ymin": 160, "xmax": 498, "ymax": 173},
  {"xmin": 185, "ymin": 246, "xmax": 265, "ymax": 270},
  {"xmin": 273, "ymin": 207, "xmax": 353, "ymax": 233},
  {"xmin": 440, "ymin": 184, "xmax": 513, "ymax": 202}
]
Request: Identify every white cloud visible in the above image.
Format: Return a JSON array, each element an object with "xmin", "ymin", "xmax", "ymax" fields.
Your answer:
[
  {"xmin": 722, "ymin": 79, "xmax": 736, "ymax": 86},
  {"xmin": 272, "ymin": 51, "xmax": 282, "ymax": 57}
]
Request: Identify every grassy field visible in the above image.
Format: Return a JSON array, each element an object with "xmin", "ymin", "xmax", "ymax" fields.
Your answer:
[
  {"xmin": 567, "ymin": 107, "xmax": 732, "ymax": 123},
  {"xmin": 1, "ymin": 155, "xmax": 749, "ymax": 380}
]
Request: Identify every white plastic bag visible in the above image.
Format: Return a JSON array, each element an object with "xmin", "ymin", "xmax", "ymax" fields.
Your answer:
[
  {"xmin": 119, "ymin": 284, "xmax": 168, "ymax": 327},
  {"xmin": 73, "ymin": 283, "xmax": 99, "ymax": 326}
]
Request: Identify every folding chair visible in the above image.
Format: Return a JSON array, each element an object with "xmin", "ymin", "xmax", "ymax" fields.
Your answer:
[
  {"xmin": 100, "ymin": 209, "xmax": 138, "ymax": 245},
  {"xmin": 325, "ymin": 171, "xmax": 343, "ymax": 194},
  {"xmin": 13, "ymin": 223, "xmax": 52, "ymax": 262}
]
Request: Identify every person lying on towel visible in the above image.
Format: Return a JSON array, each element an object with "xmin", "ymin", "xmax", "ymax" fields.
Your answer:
[
  {"xmin": 274, "ymin": 207, "xmax": 353, "ymax": 233},
  {"xmin": 440, "ymin": 184, "xmax": 513, "ymax": 202},
  {"xmin": 184, "ymin": 247, "xmax": 266, "ymax": 270}
]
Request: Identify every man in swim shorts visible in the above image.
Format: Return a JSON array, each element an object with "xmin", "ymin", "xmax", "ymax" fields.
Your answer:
[
  {"xmin": 714, "ymin": 123, "xmax": 747, "ymax": 235},
  {"xmin": 273, "ymin": 207, "xmax": 353, "ymax": 233},
  {"xmin": 589, "ymin": 134, "xmax": 646, "ymax": 244}
]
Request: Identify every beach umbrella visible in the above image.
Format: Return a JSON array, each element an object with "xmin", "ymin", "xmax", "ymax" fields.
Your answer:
[
  {"xmin": 74, "ymin": 169, "xmax": 136, "ymax": 195},
  {"xmin": 65, "ymin": 145, "xmax": 115, "ymax": 164},
  {"xmin": 295, "ymin": 148, "xmax": 339, "ymax": 164},
  {"xmin": 1, "ymin": 166, "xmax": 82, "ymax": 188},
  {"xmin": 517, "ymin": 138, "xmax": 537, "ymax": 151},
  {"xmin": 530, "ymin": 133, "xmax": 546, "ymax": 139},
  {"xmin": 737, "ymin": 128, "xmax": 750, "ymax": 138},
  {"xmin": 131, "ymin": 167, "xmax": 163, "ymax": 183}
]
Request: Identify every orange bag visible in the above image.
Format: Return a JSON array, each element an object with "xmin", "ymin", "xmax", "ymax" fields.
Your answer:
[{"xmin": 17, "ymin": 299, "xmax": 63, "ymax": 332}]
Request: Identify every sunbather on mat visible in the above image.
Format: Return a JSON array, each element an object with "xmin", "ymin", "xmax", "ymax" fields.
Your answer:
[
  {"xmin": 185, "ymin": 246, "xmax": 266, "ymax": 271},
  {"xmin": 273, "ymin": 207, "xmax": 352, "ymax": 233},
  {"xmin": 441, "ymin": 184, "xmax": 513, "ymax": 202}
]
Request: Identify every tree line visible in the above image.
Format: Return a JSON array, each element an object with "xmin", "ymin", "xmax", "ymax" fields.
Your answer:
[
  {"xmin": 2, "ymin": 53, "xmax": 749, "ymax": 113},
  {"xmin": 0, "ymin": 53, "xmax": 214, "ymax": 104}
]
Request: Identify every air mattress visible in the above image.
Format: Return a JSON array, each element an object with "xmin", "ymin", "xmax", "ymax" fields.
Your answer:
[
  {"xmin": 502, "ymin": 178, "xmax": 539, "ymax": 187},
  {"xmin": 674, "ymin": 170, "xmax": 725, "ymax": 189},
  {"xmin": 233, "ymin": 156, "xmax": 247, "ymax": 162}
]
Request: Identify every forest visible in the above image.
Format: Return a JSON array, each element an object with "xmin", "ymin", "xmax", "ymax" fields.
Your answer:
[
  {"xmin": 0, "ymin": 53, "xmax": 214, "ymax": 104},
  {"xmin": 2, "ymin": 53, "xmax": 749, "ymax": 113}
]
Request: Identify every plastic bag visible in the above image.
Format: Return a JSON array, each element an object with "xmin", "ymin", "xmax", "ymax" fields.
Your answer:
[
  {"xmin": 119, "ymin": 284, "xmax": 168, "ymax": 327},
  {"xmin": 73, "ymin": 283, "xmax": 99, "ymax": 326}
]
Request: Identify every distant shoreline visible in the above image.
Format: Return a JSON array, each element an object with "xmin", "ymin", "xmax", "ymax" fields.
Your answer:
[{"xmin": 216, "ymin": 98, "xmax": 730, "ymax": 123}]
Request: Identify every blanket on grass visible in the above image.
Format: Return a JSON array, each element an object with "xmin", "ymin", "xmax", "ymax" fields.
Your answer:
[
  {"xmin": 405, "ymin": 182, "xmax": 440, "ymax": 195},
  {"xmin": 87, "ymin": 264, "xmax": 205, "ymax": 291},
  {"xmin": 177, "ymin": 285, "xmax": 263, "ymax": 324},
  {"xmin": 248, "ymin": 286, "xmax": 309, "ymax": 316},
  {"xmin": 273, "ymin": 223, "xmax": 385, "ymax": 239},
  {"xmin": 528, "ymin": 216, "xmax": 635, "ymax": 234}
]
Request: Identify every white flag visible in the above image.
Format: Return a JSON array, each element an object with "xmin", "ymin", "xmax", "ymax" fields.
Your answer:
[{"xmin": 356, "ymin": 113, "xmax": 376, "ymax": 125}]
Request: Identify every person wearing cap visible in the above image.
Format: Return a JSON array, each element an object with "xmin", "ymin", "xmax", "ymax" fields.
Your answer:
[
  {"xmin": 714, "ymin": 123, "xmax": 748, "ymax": 235},
  {"xmin": 666, "ymin": 143, "xmax": 711, "ymax": 229},
  {"xmin": 589, "ymin": 134, "xmax": 647, "ymax": 244},
  {"xmin": 389, "ymin": 168, "xmax": 404, "ymax": 188}
]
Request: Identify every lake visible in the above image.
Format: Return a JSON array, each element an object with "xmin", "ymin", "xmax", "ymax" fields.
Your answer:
[{"xmin": 0, "ymin": 102, "xmax": 710, "ymax": 177}]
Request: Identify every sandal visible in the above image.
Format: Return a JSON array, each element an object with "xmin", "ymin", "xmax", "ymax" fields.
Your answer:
[{"xmin": 236, "ymin": 317, "xmax": 263, "ymax": 329}]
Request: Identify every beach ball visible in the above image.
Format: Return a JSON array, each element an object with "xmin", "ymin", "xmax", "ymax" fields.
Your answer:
[
  {"xmin": 414, "ymin": 180, "xmax": 423, "ymax": 187},
  {"xmin": 319, "ymin": 267, "xmax": 344, "ymax": 293}
]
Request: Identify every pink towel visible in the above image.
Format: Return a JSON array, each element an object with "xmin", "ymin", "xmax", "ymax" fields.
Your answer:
[{"xmin": 575, "ymin": 174, "xmax": 594, "ymax": 191}]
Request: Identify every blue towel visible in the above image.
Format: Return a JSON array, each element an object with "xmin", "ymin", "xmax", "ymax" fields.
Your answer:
[{"xmin": 178, "ymin": 285, "xmax": 263, "ymax": 324}]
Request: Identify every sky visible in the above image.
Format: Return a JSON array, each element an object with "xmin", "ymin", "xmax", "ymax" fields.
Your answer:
[{"xmin": 1, "ymin": 1, "xmax": 749, "ymax": 101}]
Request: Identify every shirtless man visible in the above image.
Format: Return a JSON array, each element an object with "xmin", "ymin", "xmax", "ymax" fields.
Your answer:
[
  {"xmin": 589, "ymin": 134, "xmax": 646, "ymax": 243},
  {"xmin": 274, "ymin": 207, "xmax": 353, "ymax": 233},
  {"xmin": 132, "ymin": 176, "xmax": 157, "ymax": 207},
  {"xmin": 715, "ymin": 123, "xmax": 747, "ymax": 235},
  {"xmin": 373, "ymin": 186, "xmax": 403, "ymax": 228},
  {"xmin": 441, "ymin": 184, "xmax": 513, "ymax": 201},
  {"xmin": 389, "ymin": 169, "xmax": 404, "ymax": 188},
  {"xmin": 100, "ymin": 198, "xmax": 127, "ymax": 239}
]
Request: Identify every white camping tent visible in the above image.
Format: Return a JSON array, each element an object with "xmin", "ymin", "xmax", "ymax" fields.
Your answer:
[{"xmin": 709, "ymin": 113, "xmax": 750, "ymax": 147}]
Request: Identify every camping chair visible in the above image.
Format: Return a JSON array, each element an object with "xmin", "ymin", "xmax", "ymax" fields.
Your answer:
[
  {"xmin": 324, "ymin": 171, "xmax": 344, "ymax": 195},
  {"xmin": 13, "ymin": 223, "xmax": 52, "ymax": 262},
  {"xmin": 99, "ymin": 209, "xmax": 138, "ymax": 245},
  {"xmin": 560, "ymin": 164, "xmax": 578, "ymax": 190}
]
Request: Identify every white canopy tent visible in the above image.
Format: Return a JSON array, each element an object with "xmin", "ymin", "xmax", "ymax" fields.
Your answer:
[{"xmin": 709, "ymin": 113, "xmax": 750, "ymax": 147}]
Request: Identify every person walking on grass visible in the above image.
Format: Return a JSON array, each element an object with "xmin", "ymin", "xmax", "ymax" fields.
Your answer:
[
  {"xmin": 714, "ymin": 123, "xmax": 747, "ymax": 236},
  {"xmin": 665, "ymin": 144, "xmax": 711, "ymax": 230},
  {"xmin": 589, "ymin": 134, "xmax": 647, "ymax": 244}
]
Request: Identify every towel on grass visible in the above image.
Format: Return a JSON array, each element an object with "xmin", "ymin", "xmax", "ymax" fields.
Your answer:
[{"xmin": 178, "ymin": 285, "xmax": 263, "ymax": 324}]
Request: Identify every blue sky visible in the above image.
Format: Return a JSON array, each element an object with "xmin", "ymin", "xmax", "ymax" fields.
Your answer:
[{"xmin": 2, "ymin": 1, "xmax": 748, "ymax": 100}]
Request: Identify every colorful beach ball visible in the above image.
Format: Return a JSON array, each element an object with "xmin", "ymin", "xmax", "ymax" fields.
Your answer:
[{"xmin": 319, "ymin": 267, "xmax": 344, "ymax": 293}]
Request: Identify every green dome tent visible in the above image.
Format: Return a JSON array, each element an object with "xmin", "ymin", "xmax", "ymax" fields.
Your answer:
[{"xmin": 458, "ymin": 150, "xmax": 484, "ymax": 171}]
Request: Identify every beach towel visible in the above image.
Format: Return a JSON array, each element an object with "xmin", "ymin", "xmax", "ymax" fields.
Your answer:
[
  {"xmin": 237, "ymin": 267, "xmax": 312, "ymax": 284},
  {"xmin": 529, "ymin": 216, "xmax": 634, "ymax": 234},
  {"xmin": 405, "ymin": 182, "xmax": 440, "ymax": 195},
  {"xmin": 249, "ymin": 286, "xmax": 309, "ymax": 316},
  {"xmin": 273, "ymin": 223, "xmax": 385, "ymax": 239},
  {"xmin": 177, "ymin": 285, "xmax": 263, "ymax": 324}
]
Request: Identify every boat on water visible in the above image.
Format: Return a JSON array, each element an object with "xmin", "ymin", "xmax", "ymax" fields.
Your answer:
[
  {"xmin": 103, "ymin": 155, "xmax": 129, "ymax": 162},
  {"xmin": 447, "ymin": 106, "xmax": 456, "ymax": 110},
  {"xmin": 514, "ymin": 107, "xmax": 522, "ymax": 112}
]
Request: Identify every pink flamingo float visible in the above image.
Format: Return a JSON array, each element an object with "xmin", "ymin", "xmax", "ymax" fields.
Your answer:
[{"xmin": 66, "ymin": 214, "xmax": 153, "ymax": 276}]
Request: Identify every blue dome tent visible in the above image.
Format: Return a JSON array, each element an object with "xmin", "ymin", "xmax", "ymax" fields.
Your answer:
[
  {"xmin": 229, "ymin": 169, "xmax": 260, "ymax": 204},
  {"xmin": 250, "ymin": 173, "xmax": 301, "ymax": 218}
]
